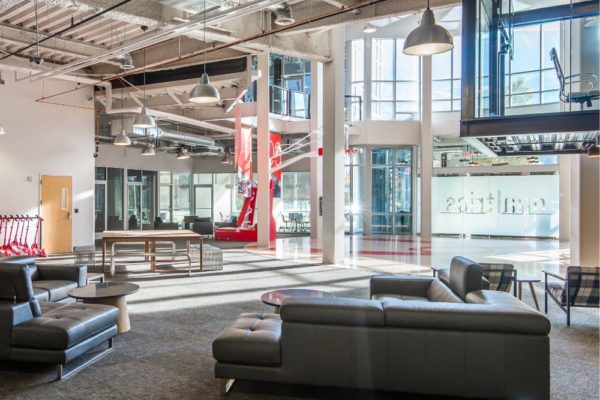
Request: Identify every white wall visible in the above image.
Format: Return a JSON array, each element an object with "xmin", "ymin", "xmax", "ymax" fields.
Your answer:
[
  {"xmin": 348, "ymin": 120, "xmax": 421, "ymax": 146},
  {"xmin": 96, "ymin": 144, "xmax": 194, "ymax": 173},
  {"xmin": 0, "ymin": 74, "xmax": 95, "ymax": 247}
]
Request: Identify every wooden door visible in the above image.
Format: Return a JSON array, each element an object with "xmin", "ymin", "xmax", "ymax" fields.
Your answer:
[{"xmin": 41, "ymin": 175, "xmax": 72, "ymax": 254}]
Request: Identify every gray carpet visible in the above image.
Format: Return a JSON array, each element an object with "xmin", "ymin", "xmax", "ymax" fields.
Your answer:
[{"xmin": 1, "ymin": 249, "xmax": 598, "ymax": 400}]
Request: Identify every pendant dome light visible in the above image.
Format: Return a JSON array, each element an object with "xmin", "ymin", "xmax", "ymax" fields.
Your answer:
[
  {"xmin": 362, "ymin": 22, "xmax": 377, "ymax": 34},
  {"xmin": 274, "ymin": 2, "xmax": 295, "ymax": 26},
  {"xmin": 115, "ymin": 88, "xmax": 131, "ymax": 145},
  {"xmin": 133, "ymin": 48, "xmax": 156, "ymax": 128},
  {"xmin": 189, "ymin": 0, "xmax": 221, "ymax": 104},
  {"xmin": 403, "ymin": 0, "xmax": 454, "ymax": 56},
  {"xmin": 119, "ymin": 53, "xmax": 135, "ymax": 70},
  {"xmin": 0, "ymin": 124, "xmax": 6, "ymax": 135},
  {"xmin": 177, "ymin": 147, "xmax": 190, "ymax": 160},
  {"xmin": 141, "ymin": 142, "xmax": 156, "ymax": 156}
]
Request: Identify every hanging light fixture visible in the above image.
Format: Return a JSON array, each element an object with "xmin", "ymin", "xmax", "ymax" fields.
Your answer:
[
  {"xmin": 0, "ymin": 124, "xmax": 6, "ymax": 135},
  {"xmin": 177, "ymin": 147, "xmax": 190, "ymax": 160},
  {"xmin": 274, "ymin": 2, "xmax": 294, "ymax": 26},
  {"xmin": 141, "ymin": 141, "xmax": 155, "ymax": 156},
  {"xmin": 114, "ymin": 130, "xmax": 131, "ymax": 146},
  {"xmin": 119, "ymin": 53, "xmax": 135, "ymax": 70},
  {"xmin": 189, "ymin": 0, "xmax": 221, "ymax": 104},
  {"xmin": 133, "ymin": 48, "xmax": 156, "ymax": 128},
  {"xmin": 362, "ymin": 22, "xmax": 377, "ymax": 34},
  {"xmin": 403, "ymin": 0, "xmax": 454, "ymax": 56}
]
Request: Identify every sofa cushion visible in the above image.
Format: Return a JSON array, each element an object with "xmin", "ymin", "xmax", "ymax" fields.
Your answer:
[
  {"xmin": 449, "ymin": 256, "xmax": 483, "ymax": 301},
  {"xmin": 12, "ymin": 303, "xmax": 118, "ymax": 350},
  {"xmin": 427, "ymin": 279, "xmax": 463, "ymax": 303},
  {"xmin": 33, "ymin": 280, "xmax": 77, "ymax": 302},
  {"xmin": 213, "ymin": 313, "xmax": 281, "ymax": 366},
  {"xmin": 32, "ymin": 288, "xmax": 50, "ymax": 302},
  {"xmin": 281, "ymin": 297, "xmax": 385, "ymax": 327},
  {"xmin": 372, "ymin": 294, "xmax": 430, "ymax": 302},
  {"xmin": 0, "ymin": 264, "xmax": 42, "ymax": 317}
]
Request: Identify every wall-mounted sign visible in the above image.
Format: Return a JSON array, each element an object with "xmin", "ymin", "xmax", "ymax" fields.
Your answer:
[{"xmin": 432, "ymin": 175, "xmax": 559, "ymax": 238}]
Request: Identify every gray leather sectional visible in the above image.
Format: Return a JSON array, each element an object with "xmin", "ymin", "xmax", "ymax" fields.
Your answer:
[
  {"xmin": 0, "ymin": 258, "xmax": 118, "ymax": 380},
  {"xmin": 213, "ymin": 257, "xmax": 551, "ymax": 399},
  {"xmin": 0, "ymin": 256, "xmax": 86, "ymax": 303}
]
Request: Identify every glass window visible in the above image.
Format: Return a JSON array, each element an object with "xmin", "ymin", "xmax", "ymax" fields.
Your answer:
[
  {"xmin": 194, "ymin": 174, "xmax": 212, "ymax": 184},
  {"xmin": 372, "ymin": 39, "xmax": 395, "ymax": 81},
  {"xmin": 172, "ymin": 173, "xmax": 191, "ymax": 223},
  {"xmin": 95, "ymin": 167, "xmax": 106, "ymax": 181},
  {"xmin": 432, "ymin": 36, "xmax": 461, "ymax": 112}
]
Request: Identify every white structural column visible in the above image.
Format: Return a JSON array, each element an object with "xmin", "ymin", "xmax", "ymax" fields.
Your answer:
[
  {"xmin": 256, "ymin": 52, "xmax": 271, "ymax": 247},
  {"xmin": 558, "ymin": 155, "xmax": 571, "ymax": 242},
  {"xmin": 569, "ymin": 154, "xmax": 600, "ymax": 266},
  {"xmin": 310, "ymin": 60, "xmax": 324, "ymax": 240},
  {"xmin": 420, "ymin": 55, "xmax": 433, "ymax": 239},
  {"xmin": 322, "ymin": 26, "xmax": 345, "ymax": 264}
]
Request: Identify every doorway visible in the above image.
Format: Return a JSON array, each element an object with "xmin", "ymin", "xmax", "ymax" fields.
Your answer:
[{"xmin": 40, "ymin": 175, "xmax": 72, "ymax": 254}]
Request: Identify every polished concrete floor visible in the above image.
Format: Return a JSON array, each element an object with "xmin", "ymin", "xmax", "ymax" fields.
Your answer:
[{"xmin": 246, "ymin": 235, "xmax": 570, "ymax": 276}]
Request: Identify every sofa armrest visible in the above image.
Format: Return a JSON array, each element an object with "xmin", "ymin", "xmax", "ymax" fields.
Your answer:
[
  {"xmin": 0, "ymin": 302, "xmax": 34, "ymax": 360},
  {"xmin": 280, "ymin": 297, "xmax": 384, "ymax": 327},
  {"xmin": 370, "ymin": 275, "xmax": 434, "ymax": 298},
  {"xmin": 37, "ymin": 264, "xmax": 87, "ymax": 287}
]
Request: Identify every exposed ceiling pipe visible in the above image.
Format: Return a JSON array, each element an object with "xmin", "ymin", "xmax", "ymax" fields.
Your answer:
[
  {"xmin": 26, "ymin": 0, "xmax": 286, "ymax": 82},
  {"xmin": 34, "ymin": 0, "xmax": 390, "ymax": 104}
]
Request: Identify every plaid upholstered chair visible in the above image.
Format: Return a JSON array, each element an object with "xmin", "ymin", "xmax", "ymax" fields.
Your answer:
[
  {"xmin": 479, "ymin": 263, "xmax": 517, "ymax": 296},
  {"xmin": 544, "ymin": 267, "xmax": 600, "ymax": 326}
]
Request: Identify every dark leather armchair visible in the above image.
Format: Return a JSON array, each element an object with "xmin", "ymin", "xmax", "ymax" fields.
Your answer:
[
  {"xmin": 191, "ymin": 217, "xmax": 214, "ymax": 237},
  {"xmin": 0, "ymin": 264, "xmax": 118, "ymax": 380}
]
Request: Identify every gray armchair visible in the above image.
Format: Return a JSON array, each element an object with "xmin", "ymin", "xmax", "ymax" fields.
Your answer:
[{"xmin": 544, "ymin": 266, "xmax": 599, "ymax": 326}]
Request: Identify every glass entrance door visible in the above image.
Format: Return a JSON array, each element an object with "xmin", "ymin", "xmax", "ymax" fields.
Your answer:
[
  {"xmin": 95, "ymin": 183, "xmax": 106, "ymax": 233},
  {"xmin": 128, "ymin": 183, "xmax": 142, "ymax": 230},
  {"xmin": 371, "ymin": 147, "xmax": 413, "ymax": 234},
  {"xmin": 194, "ymin": 186, "xmax": 213, "ymax": 219}
]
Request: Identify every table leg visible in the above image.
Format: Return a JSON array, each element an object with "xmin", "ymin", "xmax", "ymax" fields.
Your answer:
[
  {"xmin": 85, "ymin": 296, "xmax": 131, "ymax": 333},
  {"xmin": 144, "ymin": 241, "xmax": 149, "ymax": 262},
  {"xmin": 518, "ymin": 282, "xmax": 523, "ymax": 300},
  {"xmin": 150, "ymin": 240, "xmax": 156, "ymax": 272},
  {"xmin": 102, "ymin": 241, "xmax": 106, "ymax": 271},
  {"xmin": 529, "ymin": 282, "xmax": 540, "ymax": 311},
  {"xmin": 199, "ymin": 238, "xmax": 203, "ymax": 272}
]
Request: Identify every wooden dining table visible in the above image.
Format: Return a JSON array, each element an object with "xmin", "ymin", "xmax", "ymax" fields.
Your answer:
[{"xmin": 101, "ymin": 230, "xmax": 203, "ymax": 273}]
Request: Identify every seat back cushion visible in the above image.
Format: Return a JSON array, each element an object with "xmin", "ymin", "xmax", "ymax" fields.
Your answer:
[
  {"xmin": 0, "ymin": 256, "xmax": 39, "ymax": 280},
  {"xmin": 565, "ymin": 266, "xmax": 600, "ymax": 307},
  {"xmin": 427, "ymin": 279, "xmax": 463, "ymax": 303},
  {"xmin": 449, "ymin": 256, "xmax": 483, "ymax": 301},
  {"xmin": 0, "ymin": 264, "xmax": 42, "ymax": 317}
]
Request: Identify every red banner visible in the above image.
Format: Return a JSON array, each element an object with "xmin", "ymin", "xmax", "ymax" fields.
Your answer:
[{"xmin": 234, "ymin": 106, "xmax": 252, "ymax": 197}]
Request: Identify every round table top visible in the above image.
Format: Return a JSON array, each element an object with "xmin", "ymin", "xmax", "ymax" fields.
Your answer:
[
  {"xmin": 69, "ymin": 282, "xmax": 140, "ymax": 300},
  {"xmin": 517, "ymin": 274, "xmax": 542, "ymax": 283},
  {"xmin": 261, "ymin": 288, "xmax": 335, "ymax": 307}
]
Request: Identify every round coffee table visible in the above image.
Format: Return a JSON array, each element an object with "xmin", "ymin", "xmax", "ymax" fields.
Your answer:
[
  {"xmin": 69, "ymin": 282, "xmax": 139, "ymax": 333},
  {"xmin": 261, "ymin": 288, "xmax": 335, "ymax": 313}
]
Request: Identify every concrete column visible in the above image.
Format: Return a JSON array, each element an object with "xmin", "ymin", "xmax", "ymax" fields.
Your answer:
[
  {"xmin": 420, "ymin": 55, "xmax": 433, "ymax": 239},
  {"xmin": 256, "ymin": 52, "xmax": 271, "ymax": 247},
  {"xmin": 322, "ymin": 27, "xmax": 345, "ymax": 264},
  {"xmin": 310, "ymin": 60, "xmax": 323, "ymax": 240},
  {"xmin": 559, "ymin": 155, "xmax": 571, "ymax": 242},
  {"xmin": 570, "ymin": 154, "xmax": 600, "ymax": 266}
]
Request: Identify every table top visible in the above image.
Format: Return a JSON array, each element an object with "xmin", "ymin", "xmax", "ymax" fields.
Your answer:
[
  {"xmin": 69, "ymin": 282, "xmax": 140, "ymax": 300},
  {"xmin": 261, "ymin": 288, "xmax": 335, "ymax": 307},
  {"xmin": 102, "ymin": 230, "xmax": 202, "ymax": 241},
  {"xmin": 517, "ymin": 274, "xmax": 542, "ymax": 283}
]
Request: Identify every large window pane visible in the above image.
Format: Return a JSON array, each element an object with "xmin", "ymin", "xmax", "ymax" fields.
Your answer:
[
  {"xmin": 396, "ymin": 82, "xmax": 419, "ymax": 101},
  {"xmin": 172, "ymin": 173, "xmax": 190, "ymax": 223},
  {"xmin": 511, "ymin": 92, "xmax": 540, "ymax": 106},
  {"xmin": 432, "ymin": 50, "xmax": 452, "ymax": 80},
  {"xmin": 396, "ymin": 39, "xmax": 419, "ymax": 81},
  {"xmin": 371, "ymin": 82, "xmax": 394, "ymax": 101},
  {"xmin": 512, "ymin": 25, "xmax": 541, "ymax": 73},
  {"xmin": 432, "ymin": 80, "xmax": 452, "ymax": 100},
  {"xmin": 542, "ymin": 22, "xmax": 560, "ymax": 70},
  {"xmin": 511, "ymin": 72, "xmax": 541, "ymax": 94},
  {"xmin": 372, "ymin": 148, "xmax": 393, "ymax": 165},
  {"xmin": 452, "ymin": 36, "xmax": 462, "ymax": 79},
  {"xmin": 372, "ymin": 102, "xmax": 394, "ymax": 120},
  {"xmin": 372, "ymin": 39, "xmax": 395, "ymax": 81},
  {"xmin": 350, "ymin": 39, "xmax": 364, "ymax": 82}
]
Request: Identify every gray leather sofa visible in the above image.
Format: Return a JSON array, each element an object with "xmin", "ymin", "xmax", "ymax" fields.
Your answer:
[
  {"xmin": 0, "ymin": 256, "xmax": 86, "ymax": 303},
  {"xmin": 0, "ymin": 263, "xmax": 118, "ymax": 380},
  {"xmin": 213, "ymin": 259, "xmax": 551, "ymax": 399}
]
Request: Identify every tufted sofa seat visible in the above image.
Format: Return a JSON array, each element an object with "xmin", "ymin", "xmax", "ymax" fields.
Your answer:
[{"xmin": 213, "ymin": 313, "xmax": 281, "ymax": 366}]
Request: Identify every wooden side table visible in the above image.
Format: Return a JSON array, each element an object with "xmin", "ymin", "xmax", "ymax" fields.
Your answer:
[{"xmin": 517, "ymin": 275, "xmax": 542, "ymax": 311}]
